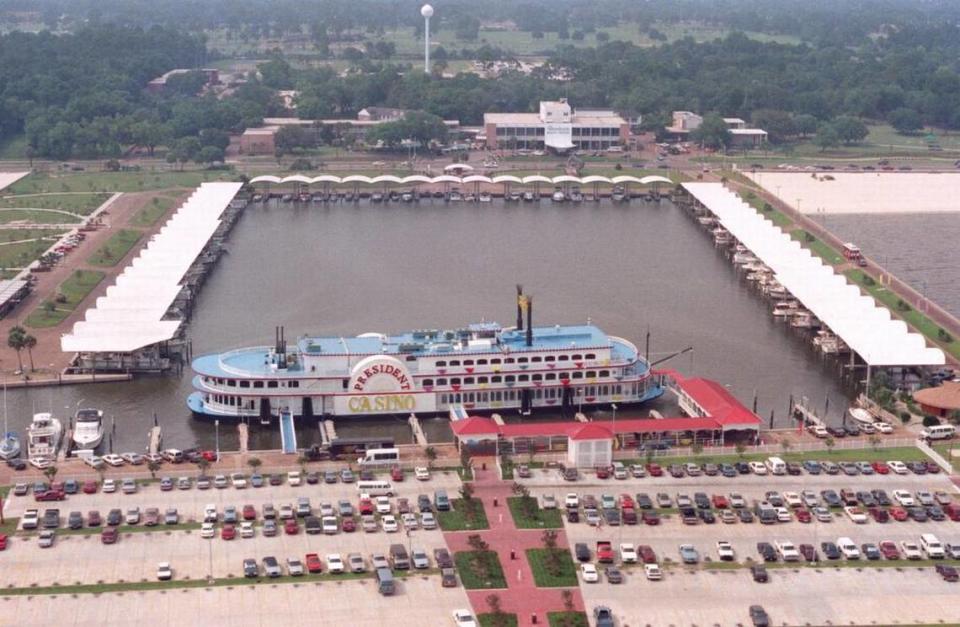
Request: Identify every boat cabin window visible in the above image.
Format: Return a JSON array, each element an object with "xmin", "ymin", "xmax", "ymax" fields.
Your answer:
[
  {"xmin": 437, "ymin": 378, "xmax": 447, "ymax": 386},
  {"xmin": 463, "ymin": 359, "xmax": 474, "ymax": 366},
  {"xmin": 545, "ymin": 373, "xmax": 556, "ymax": 380},
  {"xmin": 544, "ymin": 355, "xmax": 555, "ymax": 362},
  {"xmin": 268, "ymin": 381, "xmax": 278, "ymax": 388},
  {"xmin": 422, "ymin": 379, "xmax": 434, "ymax": 387},
  {"xmin": 491, "ymin": 376, "xmax": 502, "ymax": 383},
  {"xmin": 531, "ymin": 356, "xmax": 542, "ymax": 363},
  {"xmin": 504, "ymin": 358, "xmax": 515, "ymax": 364},
  {"xmin": 572, "ymin": 354, "xmax": 583, "ymax": 361},
  {"xmin": 227, "ymin": 379, "xmax": 236, "ymax": 386},
  {"xmin": 518, "ymin": 374, "xmax": 529, "ymax": 382},
  {"xmin": 476, "ymin": 359, "xmax": 488, "ymax": 365},
  {"xmin": 451, "ymin": 378, "xmax": 461, "ymax": 385},
  {"xmin": 585, "ymin": 353, "xmax": 596, "ymax": 360},
  {"xmin": 477, "ymin": 376, "xmax": 488, "ymax": 384},
  {"xmin": 449, "ymin": 360, "xmax": 460, "ymax": 366},
  {"xmin": 532, "ymin": 374, "xmax": 542, "ymax": 381},
  {"xmin": 342, "ymin": 379, "xmax": 349, "ymax": 389},
  {"xmin": 288, "ymin": 381, "xmax": 299, "ymax": 388},
  {"xmin": 405, "ymin": 356, "xmax": 415, "ymax": 362},
  {"xmin": 239, "ymin": 380, "xmax": 250, "ymax": 388},
  {"xmin": 587, "ymin": 371, "xmax": 596, "ymax": 378},
  {"xmin": 505, "ymin": 375, "xmax": 516, "ymax": 383},
  {"xmin": 572, "ymin": 372, "xmax": 584, "ymax": 379},
  {"xmin": 464, "ymin": 377, "xmax": 475, "ymax": 385},
  {"xmin": 436, "ymin": 361, "xmax": 446, "ymax": 367},
  {"xmin": 558, "ymin": 355, "xmax": 569, "ymax": 361},
  {"xmin": 253, "ymin": 381, "xmax": 263, "ymax": 388},
  {"xmin": 517, "ymin": 357, "xmax": 528, "ymax": 363},
  {"xmin": 599, "ymin": 370, "xmax": 610, "ymax": 377},
  {"xmin": 490, "ymin": 358, "xmax": 502, "ymax": 365}
]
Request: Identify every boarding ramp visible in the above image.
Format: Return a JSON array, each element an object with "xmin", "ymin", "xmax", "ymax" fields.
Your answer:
[{"xmin": 280, "ymin": 410, "xmax": 297, "ymax": 454}]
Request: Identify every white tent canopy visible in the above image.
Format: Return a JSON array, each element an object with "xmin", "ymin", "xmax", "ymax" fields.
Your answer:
[
  {"xmin": 683, "ymin": 182, "xmax": 945, "ymax": 367},
  {"xmin": 61, "ymin": 182, "xmax": 243, "ymax": 354}
]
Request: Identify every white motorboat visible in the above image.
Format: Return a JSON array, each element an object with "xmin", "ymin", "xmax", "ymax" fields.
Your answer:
[
  {"xmin": 790, "ymin": 310, "xmax": 820, "ymax": 329},
  {"xmin": 0, "ymin": 432, "xmax": 20, "ymax": 460},
  {"xmin": 697, "ymin": 216, "xmax": 716, "ymax": 227},
  {"xmin": 551, "ymin": 190, "xmax": 565, "ymax": 202},
  {"xmin": 772, "ymin": 301, "xmax": 799, "ymax": 317},
  {"xmin": 72, "ymin": 408, "xmax": 104, "ymax": 450},
  {"xmin": 478, "ymin": 192, "xmax": 492, "ymax": 203},
  {"xmin": 848, "ymin": 407, "xmax": 876, "ymax": 426},
  {"xmin": 732, "ymin": 252, "xmax": 757, "ymax": 265},
  {"xmin": 26, "ymin": 412, "xmax": 62, "ymax": 460}
]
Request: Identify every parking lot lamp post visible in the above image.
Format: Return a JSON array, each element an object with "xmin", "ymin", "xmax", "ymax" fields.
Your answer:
[
  {"xmin": 611, "ymin": 403, "xmax": 618, "ymax": 464},
  {"xmin": 215, "ymin": 419, "xmax": 220, "ymax": 462}
]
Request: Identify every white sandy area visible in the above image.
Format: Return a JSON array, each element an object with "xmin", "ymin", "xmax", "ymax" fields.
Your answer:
[
  {"xmin": 0, "ymin": 171, "xmax": 29, "ymax": 193},
  {"xmin": 746, "ymin": 171, "xmax": 960, "ymax": 214}
]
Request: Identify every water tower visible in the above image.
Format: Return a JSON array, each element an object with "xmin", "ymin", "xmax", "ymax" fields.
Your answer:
[{"xmin": 421, "ymin": 4, "xmax": 434, "ymax": 73}]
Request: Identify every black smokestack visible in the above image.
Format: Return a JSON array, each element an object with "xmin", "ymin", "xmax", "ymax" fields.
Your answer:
[
  {"xmin": 526, "ymin": 295, "xmax": 533, "ymax": 347},
  {"xmin": 516, "ymin": 284, "xmax": 523, "ymax": 330}
]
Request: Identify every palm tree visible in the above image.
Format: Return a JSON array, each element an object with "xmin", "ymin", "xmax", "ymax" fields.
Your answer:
[
  {"xmin": 7, "ymin": 326, "xmax": 25, "ymax": 372},
  {"xmin": 147, "ymin": 459, "xmax": 161, "ymax": 479},
  {"xmin": 23, "ymin": 334, "xmax": 36, "ymax": 371},
  {"xmin": 43, "ymin": 465, "xmax": 58, "ymax": 483},
  {"xmin": 425, "ymin": 446, "xmax": 437, "ymax": 470},
  {"xmin": 247, "ymin": 457, "xmax": 262, "ymax": 474},
  {"xmin": 197, "ymin": 457, "xmax": 210, "ymax": 477}
]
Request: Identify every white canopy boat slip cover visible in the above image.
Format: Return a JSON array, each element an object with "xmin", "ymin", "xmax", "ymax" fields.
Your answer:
[
  {"xmin": 248, "ymin": 174, "xmax": 673, "ymax": 186},
  {"xmin": 61, "ymin": 182, "xmax": 243, "ymax": 353},
  {"xmin": 682, "ymin": 182, "xmax": 945, "ymax": 367}
]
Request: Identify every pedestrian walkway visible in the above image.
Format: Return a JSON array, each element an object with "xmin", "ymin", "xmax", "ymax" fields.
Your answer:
[{"xmin": 441, "ymin": 460, "xmax": 584, "ymax": 626}]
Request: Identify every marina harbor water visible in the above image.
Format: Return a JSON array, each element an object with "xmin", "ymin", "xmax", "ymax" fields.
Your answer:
[{"xmin": 0, "ymin": 196, "xmax": 854, "ymax": 451}]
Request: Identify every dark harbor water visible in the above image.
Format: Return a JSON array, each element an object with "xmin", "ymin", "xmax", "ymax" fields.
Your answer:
[
  {"xmin": 818, "ymin": 212, "xmax": 960, "ymax": 319},
  {"xmin": 4, "ymin": 197, "xmax": 858, "ymax": 452}
]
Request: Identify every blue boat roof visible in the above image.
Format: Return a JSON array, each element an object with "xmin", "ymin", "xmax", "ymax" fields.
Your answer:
[{"xmin": 298, "ymin": 324, "xmax": 610, "ymax": 356}]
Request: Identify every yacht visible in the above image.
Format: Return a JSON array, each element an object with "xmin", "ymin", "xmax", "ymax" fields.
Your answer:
[
  {"xmin": 551, "ymin": 190, "xmax": 565, "ymax": 202},
  {"xmin": 26, "ymin": 413, "xmax": 62, "ymax": 460},
  {"xmin": 790, "ymin": 310, "xmax": 820, "ymax": 329},
  {"xmin": 478, "ymin": 192, "xmax": 492, "ymax": 203},
  {"xmin": 72, "ymin": 408, "xmax": 104, "ymax": 450},
  {"xmin": 772, "ymin": 301, "xmax": 799, "ymax": 317},
  {"xmin": 0, "ymin": 432, "xmax": 20, "ymax": 460},
  {"xmin": 522, "ymin": 192, "xmax": 536, "ymax": 202}
]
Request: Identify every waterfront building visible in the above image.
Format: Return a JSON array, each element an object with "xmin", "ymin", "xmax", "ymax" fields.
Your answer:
[{"xmin": 483, "ymin": 99, "xmax": 628, "ymax": 153}]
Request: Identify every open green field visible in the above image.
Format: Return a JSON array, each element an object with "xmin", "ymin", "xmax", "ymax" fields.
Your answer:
[
  {"xmin": 623, "ymin": 445, "xmax": 933, "ymax": 467},
  {"xmin": 7, "ymin": 170, "xmax": 241, "ymax": 194},
  {"xmin": 479, "ymin": 614, "xmax": 519, "ymax": 627},
  {"xmin": 87, "ymin": 229, "xmax": 142, "ymax": 267},
  {"xmin": 548, "ymin": 612, "xmax": 589, "ymax": 627},
  {"xmin": 437, "ymin": 498, "xmax": 490, "ymax": 531},
  {"xmin": 791, "ymin": 229, "xmax": 845, "ymax": 265},
  {"xmin": 846, "ymin": 269, "xmax": 960, "ymax": 361},
  {"xmin": 0, "ymin": 192, "xmax": 110, "ymax": 215},
  {"xmin": 0, "ymin": 209, "xmax": 83, "ymax": 224},
  {"xmin": 454, "ymin": 550, "xmax": 507, "ymax": 589},
  {"xmin": 0, "ymin": 134, "xmax": 27, "ymax": 159},
  {"xmin": 130, "ymin": 196, "xmax": 178, "ymax": 227},
  {"xmin": 525, "ymin": 548, "xmax": 578, "ymax": 587},
  {"xmin": 25, "ymin": 269, "xmax": 105, "ymax": 328},
  {"xmin": 0, "ymin": 233, "xmax": 64, "ymax": 269},
  {"xmin": 507, "ymin": 497, "xmax": 564, "ymax": 529}
]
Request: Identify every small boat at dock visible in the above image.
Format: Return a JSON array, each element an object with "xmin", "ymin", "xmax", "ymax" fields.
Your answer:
[
  {"xmin": 0, "ymin": 432, "xmax": 20, "ymax": 460},
  {"xmin": 27, "ymin": 413, "xmax": 62, "ymax": 461},
  {"xmin": 72, "ymin": 408, "xmax": 104, "ymax": 450},
  {"xmin": 772, "ymin": 301, "xmax": 799, "ymax": 317}
]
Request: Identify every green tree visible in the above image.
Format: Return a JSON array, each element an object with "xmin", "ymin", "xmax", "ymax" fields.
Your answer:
[
  {"xmin": 147, "ymin": 459, "xmax": 161, "ymax": 479},
  {"xmin": 780, "ymin": 438, "xmax": 792, "ymax": 454},
  {"xmin": 425, "ymin": 446, "xmax": 438, "ymax": 469},
  {"xmin": 794, "ymin": 114, "xmax": 818, "ymax": 137},
  {"xmin": 814, "ymin": 124, "xmax": 840, "ymax": 151},
  {"xmin": 889, "ymin": 107, "xmax": 923, "ymax": 134},
  {"xmin": 751, "ymin": 109, "xmax": 796, "ymax": 143},
  {"xmin": 735, "ymin": 442, "xmax": 747, "ymax": 458},
  {"xmin": 247, "ymin": 457, "xmax": 262, "ymax": 474},
  {"xmin": 7, "ymin": 326, "xmax": 26, "ymax": 372},
  {"xmin": 195, "ymin": 145, "xmax": 224, "ymax": 165},
  {"xmin": 197, "ymin": 457, "xmax": 210, "ymax": 477},
  {"xmin": 43, "ymin": 465, "xmax": 58, "ymax": 483},
  {"xmin": 690, "ymin": 114, "xmax": 731, "ymax": 150},
  {"xmin": 824, "ymin": 436, "xmax": 835, "ymax": 453},
  {"xmin": 22, "ymin": 333, "xmax": 36, "ymax": 371},
  {"xmin": 831, "ymin": 115, "xmax": 869, "ymax": 144}
]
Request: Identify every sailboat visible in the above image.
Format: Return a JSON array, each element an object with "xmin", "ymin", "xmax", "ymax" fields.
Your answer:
[{"xmin": 0, "ymin": 380, "xmax": 18, "ymax": 460}]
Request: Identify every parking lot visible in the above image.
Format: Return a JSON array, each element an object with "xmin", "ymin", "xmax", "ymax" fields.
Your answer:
[
  {"xmin": 0, "ymin": 575, "xmax": 471, "ymax": 627},
  {"xmin": 2, "ymin": 471, "xmax": 463, "ymax": 587}
]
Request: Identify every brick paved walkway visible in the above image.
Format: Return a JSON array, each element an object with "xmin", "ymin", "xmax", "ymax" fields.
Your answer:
[{"xmin": 441, "ymin": 461, "xmax": 584, "ymax": 626}]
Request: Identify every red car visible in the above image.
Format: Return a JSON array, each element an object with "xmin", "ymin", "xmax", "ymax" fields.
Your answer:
[
  {"xmin": 596, "ymin": 541, "xmax": 614, "ymax": 563},
  {"xmin": 638, "ymin": 545, "xmax": 657, "ymax": 564},
  {"xmin": 871, "ymin": 461, "xmax": 889, "ymax": 475},
  {"xmin": 390, "ymin": 467, "xmax": 404, "ymax": 482},
  {"xmin": 342, "ymin": 517, "xmax": 357, "ymax": 532},
  {"xmin": 945, "ymin": 503, "xmax": 960, "ymax": 521},
  {"xmin": 101, "ymin": 528, "xmax": 118, "ymax": 544},
  {"xmin": 926, "ymin": 462, "xmax": 941, "ymax": 474},
  {"xmin": 284, "ymin": 519, "xmax": 299, "ymax": 535},
  {"xmin": 242, "ymin": 505, "xmax": 257, "ymax": 521},
  {"xmin": 646, "ymin": 463, "xmax": 663, "ymax": 477},
  {"xmin": 879, "ymin": 541, "xmax": 900, "ymax": 560},
  {"xmin": 595, "ymin": 466, "xmax": 610, "ymax": 479},
  {"xmin": 619, "ymin": 494, "xmax": 635, "ymax": 509},
  {"xmin": 305, "ymin": 553, "xmax": 323, "ymax": 573},
  {"xmin": 868, "ymin": 507, "xmax": 889, "ymax": 523},
  {"xmin": 201, "ymin": 450, "xmax": 217, "ymax": 462},
  {"xmin": 0, "ymin": 534, "xmax": 7, "ymax": 550},
  {"xmin": 711, "ymin": 495, "xmax": 729, "ymax": 509},
  {"xmin": 795, "ymin": 508, "xmax": 812, "ymax": 523},
  {"xmin": 396, "ymin": 498, "xmax": 411, "ymax": 515},
  {"xmin": 889, "ymin": 507, "xmax": 909, "ymax": 522},
  {"xmin": 35, "ymin": 490, "xmax": 65, "ymax": 502},
  {"xmin": 87, "ymin": 511, "xmax": 102, "ymax": 527},
  {"xmin": 82, "ymin": 481, "xmax": 98, "ymax": 494},
  {"xmin": 641, "ymin": 511, "xmax": 660, "ymax": 525},
  {"xmin": 221, "ymin": 524, "xmax": 236, "ymax": 540},
  {"xmin": 358, "ymin": 499, "xmax": 375, "ymax": 516}
]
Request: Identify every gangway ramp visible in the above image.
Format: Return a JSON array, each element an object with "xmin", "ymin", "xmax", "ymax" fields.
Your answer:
[{"xmin": 280, "ymin": 410, "xmax": 297, "ymax": 454}]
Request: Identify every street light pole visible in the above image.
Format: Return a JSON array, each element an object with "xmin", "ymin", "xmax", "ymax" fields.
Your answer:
[{"xmin": 215, "ymin": 419, "xmax": 220, "ymax": 462}]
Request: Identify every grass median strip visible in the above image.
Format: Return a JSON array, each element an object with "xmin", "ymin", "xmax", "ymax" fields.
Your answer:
[
  {"xmin": 437, "ymin": 498, "xmax": 489, "ymax": 531},
  {"xmin": 25, "ymin": 269, "xmax": 105, "ymax": 328},
  {"xmin": 548, "ymin": 612, "xmax": 588, "ymax": 627},
  {"xmin": 526, "ymin": 548, "xmax": 578, "ymax": 587},
  {"xmin": 507, "ymin": 497, "xmax": 563, "ymax": 529},
  {"xmin": 479, "ymin": 613, "xmax": 518, "ymax": 627},
  {"xmin": 454, "ymin": 550, "xmax": 507, "ymax": 589},
  {"xmin": 130, "ymin": 196, "xmax": 176, "ymax": 227},
  {"xmin": 622, "ymin": 445, "xmax": 933, "ymax": 467},
  {"xmin": 87, "ymin": 229, "xmax": 141, "ymax": 267}
]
